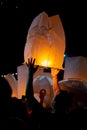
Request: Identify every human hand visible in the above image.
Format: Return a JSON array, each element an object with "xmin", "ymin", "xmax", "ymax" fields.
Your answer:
[
  {"xmin": 26, "ymin": 58, "xmax": 39, "ymax": 75},
  {"xmin": 51, "ymin": 68, "xmax": 60, "ymax": 77}
]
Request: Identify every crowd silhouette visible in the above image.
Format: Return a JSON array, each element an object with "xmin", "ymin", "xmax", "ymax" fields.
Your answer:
[{"xmin": 0, "ymin": 58, "xmax": 87, "ymax": 129}]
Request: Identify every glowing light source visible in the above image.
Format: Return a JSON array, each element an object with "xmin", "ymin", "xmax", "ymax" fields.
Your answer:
[
  {"xmin": 41, "ymin": 60, "xmax": 51, "ymax": 67},
  {"xmin": 24, "ymin": 12, "xmax": 66, "ymax": 69}
]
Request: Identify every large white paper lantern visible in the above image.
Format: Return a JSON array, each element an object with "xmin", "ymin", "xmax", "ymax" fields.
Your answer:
[
  {"xmin": 60, "ymin": 56, "xmax": 87, "ymax": 108},
  {"xmin": 24, "ymin": 11, "xmax": 65, "ymax": 69}
]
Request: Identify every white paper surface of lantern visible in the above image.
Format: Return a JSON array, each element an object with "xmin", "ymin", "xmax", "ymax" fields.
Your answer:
[
  {"xmin": 64, "ymin": 56, "xmax": 87, "ymax": 82},
  {"xmin": 33, "ymin": 75, "xmax": 54, "ymax": 108},
  {"xmin": 5, "ymin": 74, "xmax": 18, "ymax": 97},
  {"xmin": 59, "ymin": 79, "xmax": 87, "ymax": 108},
  {"xmin": 24, "ymin": 11, "xmax": 65, "ymax": 69},
  {"xmin": 17, "ymin": 64, "xmax": 28, "ymax": 99}
]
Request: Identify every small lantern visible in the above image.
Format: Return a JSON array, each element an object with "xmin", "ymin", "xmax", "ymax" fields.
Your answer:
[
  {"xmin": 5, "ymin": 74, "xmax": 17, "ymax": 97},
  {"xmin": 24, "ymin": 11, "xmax": 65, "ymax": 69}
]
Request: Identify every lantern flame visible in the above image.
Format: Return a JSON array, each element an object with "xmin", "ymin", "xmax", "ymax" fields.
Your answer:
[{"xmin": 41, "ymin": 60, "xmax": 51, "ymax": 67}]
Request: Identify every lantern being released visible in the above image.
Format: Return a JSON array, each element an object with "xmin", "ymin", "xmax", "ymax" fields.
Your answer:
[{"xmin": 24, "ymin": 11, "xmax": 66, "ymax": 69}]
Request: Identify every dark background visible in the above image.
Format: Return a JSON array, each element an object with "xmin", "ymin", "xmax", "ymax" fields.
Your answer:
[{"xmin": 0, "ymin": 0, "xmax": 87, "ymax": 75}]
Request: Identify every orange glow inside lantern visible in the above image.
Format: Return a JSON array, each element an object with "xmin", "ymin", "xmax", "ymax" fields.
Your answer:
[
  {"xmin": 41, "ymin": 60, "xmax": 51, "ymax": 67},
  {"xmin": 24, "ymin": 12, "xmax": 65, "ymax": 69}
]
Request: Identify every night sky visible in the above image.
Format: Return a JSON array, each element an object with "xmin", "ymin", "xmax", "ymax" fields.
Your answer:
[{"xmin": 0, "ymin": 0, "xmax": 87, "ymax": 75}]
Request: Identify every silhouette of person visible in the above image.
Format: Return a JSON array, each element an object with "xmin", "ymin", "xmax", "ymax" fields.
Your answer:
[{"xmin": 0, "ymin": 76, "xmax": 30, "ymax": 129}]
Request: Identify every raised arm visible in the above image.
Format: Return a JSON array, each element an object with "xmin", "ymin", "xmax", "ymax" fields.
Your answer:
[
  {"xmin": 25, "ymin": 58, "xmax": 45, "ymax": 115},
  {"xmin": 25, "ymin": 58, "xmax": 39, "ymax": 99},
  {"xmin": 51, "ymin": 68, "xmax": 61, "ymax": 97}
]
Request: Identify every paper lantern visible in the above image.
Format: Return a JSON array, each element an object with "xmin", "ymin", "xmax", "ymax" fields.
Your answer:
[
  {"xmin": 64, "ymin": 56, "xmax": 87, "ymax": 82},
  {"xmin": 33, "ymin": 75, "xmax": 54, "ymax": 108},
  {"xmin": 5, "ymin": 74, "xmax": 18, "ymax": 97},
  {"xmin": 24, "ymin": 11, "xmax": 65, "ymax": 69},
  {"xmin": 59, "ymin": 79, "xmax": 87, "ymax": 108},
  {"xmin": 59, "ymin": 56, "xmax": 87, "ymax": 108}
]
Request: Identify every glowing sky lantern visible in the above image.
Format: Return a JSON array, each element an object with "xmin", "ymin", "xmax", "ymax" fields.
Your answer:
[{"xmin": 24, "ymin": 11, "xmax": 66, "ymax": 69}]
